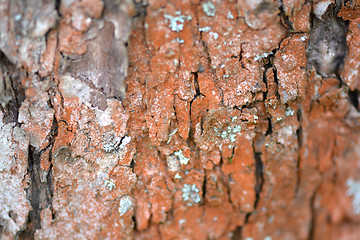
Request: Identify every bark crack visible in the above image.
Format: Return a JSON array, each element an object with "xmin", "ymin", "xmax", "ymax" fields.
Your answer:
[{"xmin": 17, "ymin": 95, "xmax": 58, "ymax": 239}]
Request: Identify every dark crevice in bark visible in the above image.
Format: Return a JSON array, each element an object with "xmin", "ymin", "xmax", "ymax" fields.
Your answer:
[
  {"xmin": 188, "ymin": 71, "xmax": 205, "ymax": 144},
  {"xmin": 192, "ymin": 72, "xmax": 203, "ymax": 98},
  {"xmin": 261, "ymin": 52, "xmax": 276, "ymax": 100},
  {"xmin": 272, "ymin": 66, "xmax": 279, "ymax": 86},
  {"xmin": 202, "ymin": 173, "xmax": 207, "ymax": 205},
  {"xmin": 198, "ymin": 24, "xmax": 213, "ymax": 71},
  {"xmin": 133, "ymin": 0, "xmax": 148, "ymax": 18},
  {"xmin": 0, "ymin": 50, "xmax": 25, "ymax": 124},
  {"xmin": 307, "ymin": 190, "xmax": 317, "ymax": 240},
  {"xmin": 132, "ymin": 216, "xmax": 137, "ymax": 230},
  {"xmin": 253, "ymin": 152, "xmax": 264, "ymax": 208},
  {"xmin": 295, "ymin": 109, "xmax": 303, "ymax": 194},
  {"xmin": 54, "ymin": 0, "xmax": 61, "ymax": 12},
  {"xmin": 46, "ymin": 117, "xmax": 58, "ymax": 221},
  {"xmin": 277, "ymin": 0, "xmax": 294, "ymax": 31},
  {"xmin": 244, "ymin": 137, "xmax": 265, "ymax": 225},
  {"xmin": 265, "ymin": 117, "xmax": 273, "ymax": 136},
  {"xmin": 17, "ymin": 147, "xmax": 44, "ymax": 240},
  {"xmin": 17, "ymin": 113, "xmax": 58, "ymax": 239},
  {"xmin": 348, "ymin": 89, "xmax": 359, "ymax": 111},
  {"xmin": 231, "ymin": 226, "xmax": 242, "ymax": 240}
]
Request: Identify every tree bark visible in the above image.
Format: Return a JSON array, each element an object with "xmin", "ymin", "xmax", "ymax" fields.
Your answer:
[{"xmin": 1, "ymin": 0, "xmax": 360, "ymax": 239}]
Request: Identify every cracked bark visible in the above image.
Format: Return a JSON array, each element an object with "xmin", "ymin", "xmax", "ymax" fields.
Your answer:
[{"xmin": 1, "ymin": 0, "xmax": 360, "ymax": 240}]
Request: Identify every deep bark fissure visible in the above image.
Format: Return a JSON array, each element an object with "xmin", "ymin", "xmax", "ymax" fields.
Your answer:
[
  {"xmin": 0, "ymin": 50, "xmax": 25, "ymax": 124},
  {"xmin": 17, "ymin": 100, "xmax": 58, "ymax": 239},
  {"xmin": 265, "ymin": 117, "xmax": 273, "ymax": 136},
  {"xmin": 54, "ymin": 0, "xmax": 61, "ymax": 12},
  {"xmin": 253, "ymin": 152, "xmax": 264, "ymax": 209},
  {"xmin": 277, "ymin": 0, "xmax": 294, "ymax": 31},
  {"xmin": 231, "ymin": 226, "xmax": 243, "ymax": 240},
  {"xmin": 17, "ymin": 147, "xmax": 43, "ymax": 240},
  {"xmin": 295, "ymin": 109, "xmax": 303, "ymax": 194},
  {"xmin": 348, "ymin": 89, "xmax": 359, "ymax": 111},
  {"xmin": 201, "ymin": 173, "xmax": 207, "ymax": 205},
  {"xmin": 307, "ymin": 190, "xmax": 317, "ymax": 240},
  {"xmin": 133, "ymin": 0, "xmax": 148, "ymax": 18}
]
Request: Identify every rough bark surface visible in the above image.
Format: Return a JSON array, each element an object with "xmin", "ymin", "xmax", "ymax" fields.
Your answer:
[{"xmin": 0, "ymin": 0, "xmax": 360, "ymax": 239}]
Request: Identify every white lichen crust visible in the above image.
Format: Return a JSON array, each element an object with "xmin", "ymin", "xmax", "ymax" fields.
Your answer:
[
  {"xmin": 181, "ymin": 184, "xmax": 201, "ymax": 206},
  {"xmin": 346, "ymin": 178, "xmax": 360, "ymax": 215},
  {"xmin": 119, "ymin": 195, "xmax": 133, "ymax": 216}
]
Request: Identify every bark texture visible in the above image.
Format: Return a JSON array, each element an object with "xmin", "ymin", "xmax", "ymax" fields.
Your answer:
[{"xmin": 1, "ymin": 0, "xmax": 360, "ymax": 239}]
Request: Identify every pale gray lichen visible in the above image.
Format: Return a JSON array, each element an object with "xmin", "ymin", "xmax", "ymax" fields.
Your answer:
[
  {"xmin": 217, "ymin": 125, "xmax": 241, "ymax": 143},
  {"xmin": 164, "ymin": 12, "xmax": 192, "ymax": 32},
  {"xmin": 276, "ymin": 117, "xmax": 284, "ymax": 122},
  {"xmin": 285, "ymin": 107, "xmax": 295, "ymax": 116},
  {"xmin": 14, "ymin": 14, "xmax": 22, "ymax": 21},
  {"xmin": 182, "ymin": 184, "xmax": 201, "ymax": 206},
  {"xmin": 202, "ymin": 1, "xmax": 216, "ymax": 17},
  {"xmin": 179, "ymin": 219, "xmax": 186, "ymax": 225},
  {"xmin": 104, "ymin": 179, "xmax": 116, "ymax": 190},
  {"xmin": 173, "ymin": 150, "xmax": 190, "ymax": 165},
  {"xmin": 199, "ymin": 26, "xmax": 211, "ymax": 32},
  {"xmin": 254, "ymin": 52, "xmax": 273, "ymax": 61},
  {"xmin": 346, "ymin": 178, "xmax": 360, "ymax": 214},
  {"xmin": 264, "ymin": 236, "xmax": 272, "ymax": 240},
  {"xmin": 172, "ymin": 38, "xmax": 184, "ymax": 44},
  {"xmin": 210, "ymin": 32, "xmax": 219, "ymax": 40},
  {"xmin": 119, "ymin": 196, "xmax": 133, "ymax": 216},
  {"xmin": 103, "ymin": 141, "xmax": 118, "ymax": 153},
  {"xmin": 227, "ymin": 12, "xmax": 234, "ymax": 19}
]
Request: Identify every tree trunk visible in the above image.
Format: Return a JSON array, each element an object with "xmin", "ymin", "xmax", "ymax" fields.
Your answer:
[{"xmin": 1, "ymin": 0, "xmax": 360, "ymax": 239}]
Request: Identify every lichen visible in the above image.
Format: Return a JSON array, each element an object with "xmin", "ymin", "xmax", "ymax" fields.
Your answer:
[
  {"xmin": 172, "ymin": 38, "xmax": 184, "ymax": 44},
  {"xmin": 285, "ymin": 107, "xmax": 295, "ymax": 116},
  {"xmin": 210, "ymin": 32, "xmax": 218, "ymax": 40},
  {"xmin": 254, "ymin": 52, "xmax": 273, "ymax": 61},
  {"xmin": 103, "ymin": 141, "xmax": 118, "ymax": 153},
  {"xmin": 104, "ymin": 179, "xmax": 116, "ymax": 190},
  {"xmin": 181, "ymin": 184, "xmax": 201, "ymax": 206},
  {"xmin": 227, "ymin": 12, "xmax": 234, "ymax": 19},
  {"xmin": 173, "ymin": 150, "xmax": 190, "ymax": 165},
  {"xmin": 119, "ymin": 196, "xmax": 133, "ymax": 216},
  {"xmin": 179, "ymin": 219, "xmax": 186, "ymax": 225},
  {"xmin": 346, "ymin": 178, "xmax": 360, "ymax": 214},
  {"xmin": 164, "ymin": 12, "xmax": 192, "ymax": 32},
  {"xmin": 217, "ymin": 125, "xmax": 241, "ymax": 143},
  {"xmin": 202, "ymin": 1, "xmax": 216, "ymax": 17},
  {"xmin": 199, "ymin": 26, "xmax": 211, "ymax": 32}
]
